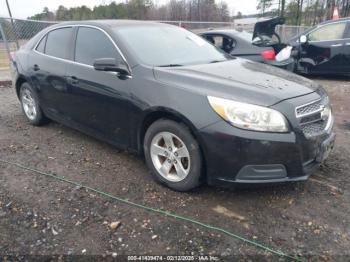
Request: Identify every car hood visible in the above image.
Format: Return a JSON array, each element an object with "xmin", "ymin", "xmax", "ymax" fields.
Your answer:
[
  {"xmin": 253, "ymin": 16, "xmax": 285, "ymax": 39},
  {"xmin": 153, "ymin": 58, "xmax": 320, "ymax": 107}
]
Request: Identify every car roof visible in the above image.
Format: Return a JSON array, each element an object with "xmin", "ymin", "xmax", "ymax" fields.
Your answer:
[
  {"xmin": 52, "ymin": 19, "xmax": 167, "ymax": 28},
  {"xmin": 201, "ymin": 29, "xmax": 248, "ymax": 35},
  {"xmin": 24, "ymin": 19, "xmax": 171, "ymax": 54}
]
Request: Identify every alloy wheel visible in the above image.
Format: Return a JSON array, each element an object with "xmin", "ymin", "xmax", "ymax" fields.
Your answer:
[
  {"xmin": 150, "ymin": 131, "xmax": 190, "ymax": 182},
  {"xmin": 21, "ymin": 88, "xmax": 37, "ymax": 120}
]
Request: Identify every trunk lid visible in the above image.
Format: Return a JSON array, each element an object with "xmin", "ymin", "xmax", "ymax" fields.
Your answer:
[{"xmin": 253, "ymin": 16, "xmax": 285, "ymax": 40}]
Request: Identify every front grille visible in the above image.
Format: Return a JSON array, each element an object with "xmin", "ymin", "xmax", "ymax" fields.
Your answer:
[
  {"xmin": 299, "ymin": 113, "xmax": 321, "ymax": 124},
  {"xmin": 301, "ymin": 120, "xmax": 328, "ymax": 137},
  {"xmin": 296, "ymin": 97, "xmax": 331, "ymax": 138},
  {"xmin": 296, "ymin": 99, "xmax": 322, "ymax": 117}
]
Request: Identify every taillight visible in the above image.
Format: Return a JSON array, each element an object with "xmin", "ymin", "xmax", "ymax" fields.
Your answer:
[{"xmin": 260, "ymin": 49, "xmax": 276, "ymax": 60}]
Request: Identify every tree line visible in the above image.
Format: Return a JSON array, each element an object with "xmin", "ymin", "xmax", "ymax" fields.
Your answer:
[
  {"xmin": 24, "ymin": 0, "xmax": 350, "ymax": 26},
  {"xmin": 257, "ymin": 0, "xmax": 350, "ymax": 25},
  {"xmin": 29, "ymin": 0, "xmax": 231, "ymax": 22}
]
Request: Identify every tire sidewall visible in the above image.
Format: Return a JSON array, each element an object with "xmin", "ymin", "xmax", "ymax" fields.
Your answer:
[{"xmin": 144, "ymin": 119, "xmax": 202, "ymax": 191}]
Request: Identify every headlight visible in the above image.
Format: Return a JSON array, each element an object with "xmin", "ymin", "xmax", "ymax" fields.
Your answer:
[{"xmin": 207, "ymin": 96, "xmax": 289, "ymax": 132}]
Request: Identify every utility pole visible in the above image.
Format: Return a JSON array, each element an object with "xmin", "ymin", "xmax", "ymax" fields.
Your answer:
[
  {"xmin": 5, "ymin": 0, "xmax": 14, "ymax": 19},
  {"xmin": 197, "ymin": 0, "xmax": 201, "ymax": 21},
  {"xmin": 262, "ymin": 0, "xmax": 266, "ymax": 16},
  {"xmin": 281, "ymin": 0, "xmax": 285, "ymax": 17},
  {"xmin": 189, "ymin": 1, "xmax": 192, "ymax": 21},
  {"xmin": 278, "ymin": 0, "xmax": 281, "ymax": 16},
  {"xmin": 295, "ymin": 0, "xmax": 300, "ymax": 25},
  {"xmin": 298, "ymin": 0, "xmax": 304, "ymax": 25}
]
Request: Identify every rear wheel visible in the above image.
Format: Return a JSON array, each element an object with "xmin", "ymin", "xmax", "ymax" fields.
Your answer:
[
  {"xmin": 144, "ymin": 119, "xmax": 202, "ymax": 191},
  {"xmin": 19, "ymin": 82, "xmax": 48, "ymax": 126}
]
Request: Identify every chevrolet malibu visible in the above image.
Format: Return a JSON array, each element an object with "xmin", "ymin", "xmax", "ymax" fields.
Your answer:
[{"xmin": 11, "ymin": 20, "xmax": 335, "ymax": 191}]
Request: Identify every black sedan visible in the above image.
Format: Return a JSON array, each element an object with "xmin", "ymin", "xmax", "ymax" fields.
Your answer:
[
  {"xmin": 290, "ymin": 18, "xmax": 350, "ymax": 75},
  {"xmin": 201, "ymin": 17, "xmax": 295, "ymax": 71},
  {"xmin": 12, "ymin": 20, "xmax": 335, "ymax": 191}
]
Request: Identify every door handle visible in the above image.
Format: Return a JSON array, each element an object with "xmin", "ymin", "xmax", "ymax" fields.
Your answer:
[
  {"xmin": 345, "ymin": 43, "xmax": 350, "ymax": 46},
  {"xmin": 33, "ymin": 64, "xmax": 40, "ymax": 71},
  {"xmin": 331, "ymin": 43, "xmax": 342, "ymax": 47},
  {"xmin": 68, "ymin": 76, "xmax": 79, "ymax": 85}
]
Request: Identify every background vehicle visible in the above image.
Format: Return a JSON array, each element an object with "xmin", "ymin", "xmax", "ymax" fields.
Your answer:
[
  {"xmin": 12, "ymin": 20, "xmax": 334, "ymax": 192},
  {"xmin": 200, "ymin": 17, "xmax": 295, "ymax": 71},
  {"xmin": 289, "ymin": 18, "xmax": 350, "ymax": 75}
]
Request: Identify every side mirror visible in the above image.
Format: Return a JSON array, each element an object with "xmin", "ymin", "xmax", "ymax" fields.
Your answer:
[
  {"xmin": 93, "ymin": 58, "xmax": 130, "ymax": 76},
  {"xmin": 299, "ymin": 35, "xmax": 307, "ymax": 44}
]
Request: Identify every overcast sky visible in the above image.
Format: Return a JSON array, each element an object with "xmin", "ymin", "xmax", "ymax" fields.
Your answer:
[{"xmin": 0, "ymin": 0, "xmax": 258, "ymax": 19}]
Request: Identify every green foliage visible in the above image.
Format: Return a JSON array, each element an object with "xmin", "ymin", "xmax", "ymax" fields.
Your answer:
[
  {"xmin": 30, "ymin": 7, "xmax": 55, "ymax": 21},
  {"xmin": 127, "ymin": 0, "xmax": 153, "ymax": 19},
  {"xmin": 29, "ymin": 1, "xmax": 130, "ymax": 21},
  {"xmin": 285, "ymin": 0, "xmax": 300, "ymax": 24},
  {"xmin": 28, "ymin": 0, "xmax": 230, "ymax": 22},
  {"xmin": 257, "ymin": 0, "xmax": 274, "ymax": 14}
]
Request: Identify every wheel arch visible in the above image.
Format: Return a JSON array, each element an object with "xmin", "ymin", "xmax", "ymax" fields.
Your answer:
[{"xmin": 15, "ymin": 75, "xmax": 30, "ymax": 98}]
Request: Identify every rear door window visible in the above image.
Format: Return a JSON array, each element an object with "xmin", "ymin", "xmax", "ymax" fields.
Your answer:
[
  {"xmin": 45, "ymin": 27, "xmax": 73, "ymax": 59},
  {"xmin": 308, "ymin": 22, "xmax": 346, "ymax": 42},
  {"xmin": 36, "ymin": 35, "xmax": 46, "ymax": 53},
  {"xmin": 204, "ymin": 35, "xmax": 236, "ymax": 53},
  {"xmin": 344, "ymin": 22, "xmax": 350, "ymax": 38},
  {"xmin": 74, "ymin": 27, "xmax": 120, "ymax": 66}
]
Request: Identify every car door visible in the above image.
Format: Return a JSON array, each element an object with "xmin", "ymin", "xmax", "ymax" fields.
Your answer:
[
  {"xmin": 299, "ymin": 21, "xmax": 347, "ymax": 74},
  {"xmin": 28, "ymin": 27, "xmax": 73, "ymax": 117},
  {"xmin": 340, "ymin": 21, "xmax": 350, "ymax": 73},
  {"xmin": 64, "ymin": 26, "xmax": 131, "ymax": 147}
]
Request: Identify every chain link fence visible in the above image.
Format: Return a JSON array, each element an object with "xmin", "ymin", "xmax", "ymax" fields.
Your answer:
[
  {"xmin": 0, "ymin": 16, "xmax": 309, "ymax": 73},
  {"xmin": 276, "ymin": 25, "xmax": 310, "ymax": 41},
  {"xmin": 233, "ymin": 24, "xmax": 310, "ymax": 42},
  {"xmin": 0, "ymin": 17, "xmax": 56, "ymax": 70}
]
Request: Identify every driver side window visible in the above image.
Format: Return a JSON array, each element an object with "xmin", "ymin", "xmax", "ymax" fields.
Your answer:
[
  {"xmin": 308, "ymin": 22, "xmax": 346, "ymax": 42},
  {"xmin": 75, "ymin": 27, "xmax": 121, "ymax": 66}
]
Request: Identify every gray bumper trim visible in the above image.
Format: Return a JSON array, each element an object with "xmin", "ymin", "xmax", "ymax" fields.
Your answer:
[{"xmin": 235, "ymin": 164, "xmax": 288, "ymax": 182}]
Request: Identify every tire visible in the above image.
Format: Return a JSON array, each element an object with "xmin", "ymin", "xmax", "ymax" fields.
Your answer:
[
  {"xmin": 19, "ymin": 82, "xmax": 48, "ymax": 126},
  {"xmin": 144, "ymin": 119, "xmax": 202, "ymax": 191}
]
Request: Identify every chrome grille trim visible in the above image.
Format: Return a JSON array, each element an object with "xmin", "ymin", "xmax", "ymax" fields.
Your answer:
[
  {"xmin": 324, "ymin": 110, "xmax": 333, "ymax": 131},
  {"xmin": 296, "ymin": 96, "xmax": 332, "ymax": 138},
  {"xmin": 301, "ymin": 111, "xmax": 333, "ymax": 138},
  {"xmin": 295, "ymin": 99, "xmax": 323, "ymax": 118}
]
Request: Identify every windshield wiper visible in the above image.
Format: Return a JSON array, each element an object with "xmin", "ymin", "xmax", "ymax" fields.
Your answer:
[{"xmin": 157, "ymin": 64, "xmax": 184, "ymax": 67}]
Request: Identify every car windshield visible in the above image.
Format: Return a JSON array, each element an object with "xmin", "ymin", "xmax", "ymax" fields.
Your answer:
[{"xmin": 114, "ymin": 25, "xmax": 230, "ymax": 67}]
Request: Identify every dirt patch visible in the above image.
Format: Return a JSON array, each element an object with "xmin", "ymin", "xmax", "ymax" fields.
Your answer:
[
  {"xmin": 0, "ymin": 79, "xmax": 350, "ymax": 260},
  {"xmin": 342, "ymin": 121, "xmax": 350, "ymax": 130},
  {"xmin": 0, "ymin": 81, "xmax": 12, "ymax": 87}
]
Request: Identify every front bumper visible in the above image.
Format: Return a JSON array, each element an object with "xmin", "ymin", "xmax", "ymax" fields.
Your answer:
[{"xmin": 199, "ymin": 119, "xmax": 335, "ymax": 187}]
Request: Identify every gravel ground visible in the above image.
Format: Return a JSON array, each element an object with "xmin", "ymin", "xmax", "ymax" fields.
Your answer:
[{"xmin": 0, "ymin": 77, "xmax": 349, "ymax": 261}]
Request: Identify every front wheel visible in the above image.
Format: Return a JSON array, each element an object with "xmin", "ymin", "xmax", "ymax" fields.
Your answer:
[{"xmin": 144, "ymin": 119, "xmax": 202, "ymax": 191}]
